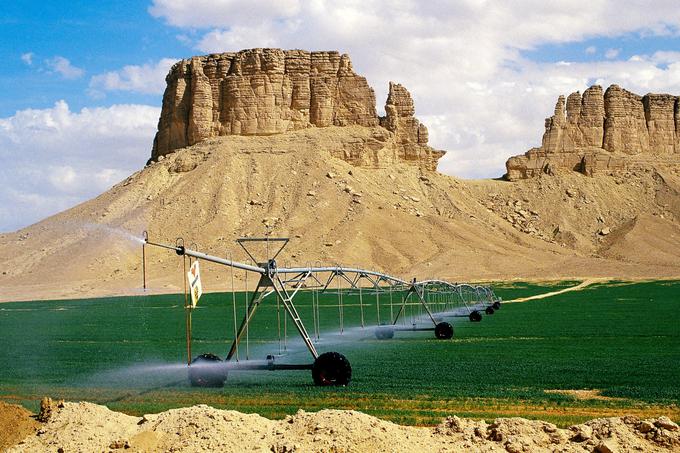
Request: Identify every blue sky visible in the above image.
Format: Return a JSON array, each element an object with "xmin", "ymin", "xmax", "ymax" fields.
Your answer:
[
  {"xmin": 1, "ymin": 0, "xmax": 182, "ymax": 115},
  {"xmin": 524, "ymin": 34, "xmax": 680, "ymax": 63},
  {"xmin": 1, "ymin": 0, "xmax": 680, "ymax": 232}
]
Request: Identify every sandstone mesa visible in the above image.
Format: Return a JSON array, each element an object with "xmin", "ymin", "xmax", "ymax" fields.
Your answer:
[
  {"xmin": 506, "ymin": 84, "xmax": 680, "ymax": 180},
  {"xmin": 152, "ymin": 48, "xmax": 443, "ymax": 171}
]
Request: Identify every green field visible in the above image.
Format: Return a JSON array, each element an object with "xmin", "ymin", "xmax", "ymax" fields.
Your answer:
[{"xmin": 0, "ymin": 280, "xmax": 678, "ymax": 426}]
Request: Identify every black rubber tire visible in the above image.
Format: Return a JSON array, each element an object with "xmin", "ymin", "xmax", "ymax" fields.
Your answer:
[
  {"xmin": 485, "ymin": 306, "xmax": 495, "ymax": 315},
  {"xmin": 469, "ymin": 310, "xmax": 482, "ymax": 322},
  {"xmin": 375, "ymin": 325, "xmax": 395, "ymax": 340},
  {"xmin": 188, "ymin": 353, "xmax": 227, "ymax": 388},
  {"xmin": 434, "ymin": 321, "xmax": 454, "ymax": 340},
  {"xmin": 312, "ymin": 352, "xmax": 352, "ymax": 386},
  {"xmin": 492, "ymin": 301, "xmax": 501, "ymax": 310}
]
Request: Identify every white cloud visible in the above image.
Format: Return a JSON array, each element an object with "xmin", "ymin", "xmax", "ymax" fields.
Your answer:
[
  {"xmin": 45, "ymin": 56, "xmax": 84, "ymax": 79},
  {"xmin": 198, "ymin": 25, "xmax": 280, "ymax": 50},
  {"xmin": 21, "ymin": 52, "xmax": 33, "ymax": 65},
  {"xmin": 0, "ymin": 101, "xmax": 159, "ymax": 232},
  {"xmin": 89, "ymin": 58, "xmax": 177, "ymax": 96},
  {"xmin": 648, "ymin": 50, "xmax": 680, "ymax": 64},
  {"xmin": 605, "ymin": 48, "xmax": 621, "ymax": 59},
  {"xmin": 149, "ymin": 0, "xmax": 301, "ymax": 27}
]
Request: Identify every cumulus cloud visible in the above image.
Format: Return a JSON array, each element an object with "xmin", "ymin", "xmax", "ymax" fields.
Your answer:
[
  {"xmin": 149, "ymin": 0, "xmax": 301, "ymax": 27},
  {"xmin": 198, "ymin": 25, "xmax": 280, "ymax": 50},
  {"xmin": 21, "ymin": 52, "xmax": 33, "ymax": 65},
  {"xmin": 45, "ymin": 56, "xmax": 84, "ymax": 79},
  {"xmin": 88, "ymin": 58, "xmax": 177, "ymax": 96},
  {"xmin": 0, "ymin": 101, "xmax": 159, "ymax": 232},
  {"xmin": 147, "ymin": 0, "xmax": 680, "ymax": 179}
]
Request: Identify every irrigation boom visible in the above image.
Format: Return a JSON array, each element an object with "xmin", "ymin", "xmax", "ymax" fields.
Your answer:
[
  {"xmin": 145, "ymin": 240, "xmax": 266, "ymax": 274},
  {"xmin": 142, "ymin": 234, "xmax": 501, "ymax": 387},
  {"xmin": 145, "ymin": 239, "xmax": 408, "ymax": 285}
]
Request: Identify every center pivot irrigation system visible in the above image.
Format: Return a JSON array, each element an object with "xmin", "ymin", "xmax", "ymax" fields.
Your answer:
[{"xmin": 142, "ymin": 232, "xmax": 502, "ymax": 387}]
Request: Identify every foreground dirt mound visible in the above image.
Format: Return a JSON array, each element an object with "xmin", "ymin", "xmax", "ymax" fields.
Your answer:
[
  {"xmin": 0, "ymin": 402, "xmax": 39, "ymax": 451},
  {"xmin": 8, "ymin": 401, "xmax": 680, "ymax": 452}
]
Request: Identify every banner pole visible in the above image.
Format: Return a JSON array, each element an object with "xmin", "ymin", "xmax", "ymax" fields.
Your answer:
[
  {"xmin": 142, "ymin": 244, "xmax": 147, "ymax": 291},
  {"xmin": 142, "ymin": 231, "xmax": 148, "ymax": 291},
  {"xmin": 184, "ymin": 255, "xmax": 192, "ymax": 366}
]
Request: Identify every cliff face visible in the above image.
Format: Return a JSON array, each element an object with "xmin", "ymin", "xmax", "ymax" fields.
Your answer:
[
  {"xmin": 506, "ymin": 84, "xmax": 680, "ymax": 180},
  {"xmin": 151, "ymin": 48, "xmax": 443, "ymax": 170}
]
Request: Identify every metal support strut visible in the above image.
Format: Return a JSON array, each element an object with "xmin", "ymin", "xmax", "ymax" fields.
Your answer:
[
  {"xmin": 224, "ymin": 259, "xmax": 319, "ymax": 361},
  {"xmin": 392, "ymin": 279, "xmax": 438, "ymax": 327}
]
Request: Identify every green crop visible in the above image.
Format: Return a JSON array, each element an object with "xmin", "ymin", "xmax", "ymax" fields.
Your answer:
[{"xmin": 0, "ymin": 280, "xmax": 678, "ymax": 426}]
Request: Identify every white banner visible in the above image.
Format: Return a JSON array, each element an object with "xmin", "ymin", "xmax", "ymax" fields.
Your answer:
[{"xmin": 187, "ymin": 260, "xmax": 202, "ymax": 308}]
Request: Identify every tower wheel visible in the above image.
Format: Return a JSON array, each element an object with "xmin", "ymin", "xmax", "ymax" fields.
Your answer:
[
  {"xmin": 312, "ymin": 352, "xmax": 352, "ymax": 386},
  {"xmin": 469, "ymin": 311, "xmax": 482, "ymax": 322},
  {"xmin": 434, "ymin": 321, "xmax": 454, "ymax": 340},
  {"xmin": 188, "ymin": 353, "xmax": 227, "ymax": 387},
  {"xmin": 375, "ymin": 325, "xmax": 395, "ymax": 340}
]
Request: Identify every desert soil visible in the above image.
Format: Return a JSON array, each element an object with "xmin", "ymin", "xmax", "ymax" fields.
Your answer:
[
  {"xmin": 1, "ymin": 127, "xmax": 680, "ymax": 302},
  {"xmin": 503, "ymin": 279, "xmax": 599, "ymax": 303},
  {"xmin": 3, "ymin": 399, "xmax": 678, "ymax": 452},
  {"xmin": 0, "ymin": 402, "xmax": 39, "ymax": 452}
]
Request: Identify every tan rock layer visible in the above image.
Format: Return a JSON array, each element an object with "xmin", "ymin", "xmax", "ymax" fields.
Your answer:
[
  {"xmin": 506, "ymin": 84, "xmax": 680, "ymax": 180},
  {"xmin": 380, "ymin": 82, "xmax": 441, "ymax": 169},
  {"xmin": 152, "ymin": 49, "xmax": 442, "ymax": 170}
]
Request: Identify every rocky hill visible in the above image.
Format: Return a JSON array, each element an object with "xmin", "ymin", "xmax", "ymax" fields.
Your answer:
[
  {"xmin": 506, "ymin": 85, "xmax": 680, "ymax": 180},
  {"xmin": 1, "ymin": 50, "xmax": 680, "ymax": 302}
]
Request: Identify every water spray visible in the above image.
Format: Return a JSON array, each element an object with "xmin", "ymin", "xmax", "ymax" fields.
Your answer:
[{"xmin": 142, "ymin": 233, "xmax": 502, "ymax": 387}]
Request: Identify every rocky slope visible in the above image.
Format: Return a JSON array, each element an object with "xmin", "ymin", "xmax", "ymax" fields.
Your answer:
[
  {"xmin": 7, "ymin": 401, "xmax": 680, "ymax": 452},
  {"xmin": 1, "ymin": 51, "xmax": 680, "ymax": 302},
  {"xmin": 506, "ymin": 84, "xmax": 680, "ymax": 180},
  {"xmin": 1, "ymin": 126, "xmax": 679, "ymax": 302}
]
